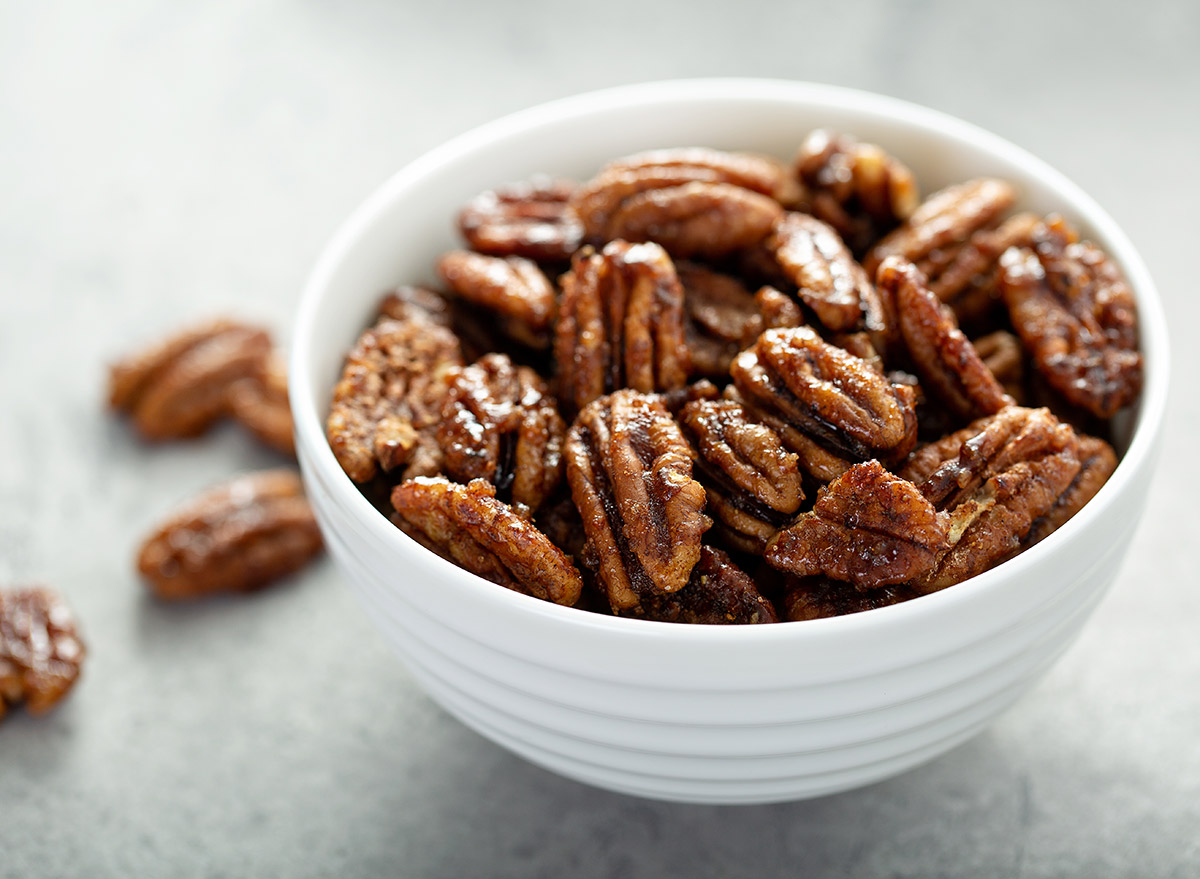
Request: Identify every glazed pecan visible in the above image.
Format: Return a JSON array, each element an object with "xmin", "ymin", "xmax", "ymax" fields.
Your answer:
[
  {"xmin": 391, "ymin": 477, "xmax": 583, "ymax": 606},
  {"xmin": 765, "ymin": 461, "xmax": 950, "ymax": 588},
  {"xmin": 973, "ymin": 330, "xmax": 1025, "ymax": 403},
  {"xmin": 228, "ymin": 352, "xmax": 294, "ymax": 457},
  {"xmin": 436, "ymin": 251, "xmax": 557, "ymax": 348},
  {"xmin": 554, "ymin": 240, "xmax": 690, "ymax": 412},
  {"xmin": 999, "ymin": 219, "xmax": 1142, "ymax": 418},
  {"xmin": 793, "ymin": 129, "xmax": 919, "ymax": 256},
  {"xmin": 109, "ymin": 318, "xmax": 272, "ymax": 440},
  {"xmin": 678, "ymin": 262, "xmax": 764, "ymax": 377},
  {"xmin": 635, "ymin": 546, "xmax": 778, "ymax": 624},
  {"xmin": 755, "ymin": 285, "xmax": 806, "ymax": 330},
  {"xmin": 565, "ymin": 390, "xmax": 711, "ymax": 613},
  {"xmin": 376, "ymin": 285, "xmax": 455, "ymax": 326},
  {"xmin": 437, "ymin": 353, "xmax": 565, "ymax": 511},
  {"xmin": 782, "ymin": 576, "xmax": 919, "ymax": 621},
  {"xmin": 0, "ymin": 586, "xmax": 85, "ymax": 720},
  {"xmin": 680, "ymin": 398, "xmax": 803, "ymax": 552},
  {"xmin": 327, "ymin": 307, "xmax": 463, "ymax": 483},
  {"xmin": 767, "ymin": 212, "xmax": 887, "ymax": 334},
  {"xmin": 1025, "ymin": 434, "xmax": 1117, "ymax": 546},
  {"xmin": 137, "ymin": 470, "xmax": 324, "ymax": 600},
  {"xmin": 730, "ymin": 327, "xmax": 918, "ymax": 478},
  {"xmin": 877, "ymin": 256, "xmax": 1013, "ymax": 419},
  {"xmin": 457, "ymin": 176, "xmax": 584, "ymax": 262}
]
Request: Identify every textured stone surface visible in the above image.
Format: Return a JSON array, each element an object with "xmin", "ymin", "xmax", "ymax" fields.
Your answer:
[{"xmin": 1, "ymin": 1, "xmax": 1198, "ymax": 876}]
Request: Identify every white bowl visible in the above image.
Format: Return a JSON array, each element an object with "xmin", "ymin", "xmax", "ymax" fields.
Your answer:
[{"xmin": 290, "ymin": 79, "xmax": 1169, "ymax": 804}]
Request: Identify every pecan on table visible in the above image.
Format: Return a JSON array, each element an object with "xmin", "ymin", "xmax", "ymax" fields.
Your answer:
[
  {"xmin": 458, "ymin": 176, "xmax": 584, "ymax": 262},
  {"xmin": 0, "ymin": 586, "xmax": 85, "ymax": 720},
  {"xmin": 730, "ymin": 326, "xmax": 918, "ymax": 480},
  {"xmin": 876, "ymin": 256, "xmax": 1013, "ymax": 420},
  {"xmin": 228, "ymin": 351, "xmax": 294, "ymax": 457},
  {"xmin": 680, "ymin": 398, "xmax": 803, "ymax": 553},
  {"xmin": 391, "ymin": 477, "xmax": 583, "ymax": 606},
  {"xmin": 109, "ymin": 318, "xmax": 272, "ymax": 441},
  {"xmin": 1024, "ymin": 434, "xmax": 1117, "ymax": 547},
  {"xmin": 137, "ymin": 469, "xmax": 324, "ymax": 600},
  {"xmin": 564, "ymin": 390, "xmax": 711, "ymax": 613},
  {"xmin": 677, "ymin": 262, "xmax": 765, "ymax": 377},
  {"xmin": 793, "ymin": 129, "xmax": 919, "ymax": 257},
  {"xmin": 767, "ymin": 212, "xmax": 888, "ymax": 335},
  {"xmin": 554, "ymin": 240, "xmax": 690, "ymax": 412},
  {"xmin": 326, "ymin": 306, "xmax": 463, "ymax": 483},
  {"xmin": 765, "ymin": 460, "xmax": 950, "ymax": 589},
  {"xmin": 636, "ymin": 546, "xmax": 778, "ymax": 624},
  {"xmin": 998, "ymin": 218, "xmax": 1142, "ymax": 418},
  {"xmin": 436, "ymin": 250, "xmax": 557, "ymax": 349},
  {"xmin": 782, "ymin": 576, "xmax": 920, "ymax": 621},
  {"xmin": 437, "ymin": 353, "xmax": 565, "ymax": 511}
]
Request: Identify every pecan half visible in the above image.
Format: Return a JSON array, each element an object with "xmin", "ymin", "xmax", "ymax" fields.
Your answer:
[
  {"xmin": 765, "ymin": 460, "xmax": 950, "ymax": 588},
  {"xmin": 782, "ymin": 576, "xmax": 919, "ymax": 621},
  {"xmin": 391, "ymin": 477, "xmax": 582, "ymax": 606},
  {"xmin": 999, "ymin": 219, "xmax": 1142, "ymax": 418},
  {"xmin": 973, "ymin": 330, "xmax": 1026, "ymax": 403},
  {"xmin": 436, "ymin": 251, "xmax": 557, "ymax": 348},
  {"xmin": 137, "ymin": 470, "xmax": 324, "ymax": 600},
  {"xmin": 1, "ymin": 586, "xmax": 85, "ymax": 720},
  {"xmin": 565, "ymin": 390, "xmax": 711, "ymax": 613},
  {"xmin": 437, "ymin": 353, "xmax": 565, "ymax": 511},
  {"xmin": 635, "ymin": 546, "xmax": 778, "ymax": 624},
  {"xmin": 680, "ymin": 398, "xmax": 803, "ymax": 552},
  {"xmin": 109, "ymin": 319, "xmax": 272, "ymax": 440},
  {"xmin": 793, "ymin": 129, "xmax": 919, "ymax": 256},
  {"xmin": 678, "ymin": 262, "xmax": 765, "ymax": 377},
  {"xmin": 755, "ymin": 285, "xmax": 806, "ymax": 330},
  {"xmin": 457, "ymin": 176, "xmax": 584, "ymax": 262},
  {"xmin": 554, "ymin": 240, "xmax": 690, "ymax": 412},
  {"xmin": 877, "ymin": 256, "xmax": 1013, "ymax": 419},
  {"xmin": 228, "ymin": 352, "xmax": 295, "ymax": 457},
  {"xmin": 1025, "ymin": 434, "xmax": 1117, "ymax": 546}
]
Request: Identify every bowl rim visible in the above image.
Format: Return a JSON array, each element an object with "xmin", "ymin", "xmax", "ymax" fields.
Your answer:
[{"xmin": 290, "ymin": 77, "xmax": 1170, "ymax": 644}]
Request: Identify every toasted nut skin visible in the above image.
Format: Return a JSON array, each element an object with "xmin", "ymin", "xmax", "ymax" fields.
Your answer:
[
  {"xmin": 633, "ymin": 546, "xmax": 779, "ymax": 624},
  {"xmin": 229, "ymin": 352, "xmax": 295, "ymax": 457},
  {"xmin": 0, "ymin": 586, "xmax": 85, "ymax": 720},
  {"xmin": 137, "ymin": 470, "xmax": 324, "ymax": 600},
  {"xmin": 782, "ymin": 576, "xmax": 919, "ymax": 621},
  {"xmin": 391, "ymin": 477, "xmax": 583, "ymax": 606},
  {"xmin": 458, "ymin": 176, "xmax": 584, "ymax": 262}
]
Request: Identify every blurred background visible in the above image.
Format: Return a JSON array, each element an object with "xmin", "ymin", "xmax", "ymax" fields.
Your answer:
[{"xmin": 1, "ymin": 1, "xmax": 1197, "ymax": 876}]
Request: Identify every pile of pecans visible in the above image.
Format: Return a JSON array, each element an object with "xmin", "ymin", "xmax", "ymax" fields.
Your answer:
[{"xmin": 326, "ymin": 132, "xmax": 1142, "ymax": 624}]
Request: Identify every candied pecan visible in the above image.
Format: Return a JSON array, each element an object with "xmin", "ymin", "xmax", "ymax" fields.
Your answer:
[
  {"xmin": 677, "ymin": 262, "xmax": 764, "ymax": 377},
  {"xmin": 565, "ymin": 390, "xmax": 711, "ymax": 613},
  {"xmin": 0, "ymin": 586, "xmax": 85, "ymax": 720},
  {"xmin": 680, "ymin": 398, "xmax": 803, "ymax": 552},
  {"xmin": 554, "ymin": 240, "xmax": 690, "ymax": 412},
  {"xmin": 730, "ymin": 327, "xmax": 918, "ymax": 477},
  {"xmin": 228, "ymin": 352, "xmax": 294, "ymax": 457},
  {"xmin": 999, "ymin": 219, "xmax": 1142, "ymax": 418},
  {"xmin": 137, "ymin": 470, "xmax": 324, "ymax": 600},
  {"xmin": 973, "ymin": 330, "xmax": 1026, "ymax": 402},
  {"xmin": 767, "ymin": 212, "xmax": 887, "ymax": 334},
  {"xmin": 437, "ymin": 353, "xmax": 565, "ymax": 511},
  {"xmin": 877, "ymin": 256, "xmax": 1013, "ymax": 419},
  {"xmin": 634, "ymin": 546, "xmax": 778, "ymax": 624},
  {"xmin": 765, "ymin": 461, "xmax": 950, "ymax": 588},
  {"xmin": 109, "ymin": 318, "xmax": 272, "ymax": 441},
  {"xmin": 1025, "ymin": 434, "xmax": 1117, "ymax": 546},
  {"xmin": 793, "ymin": 129, "xmax": 919, "ymax": 256},
  {"xmin": 436, "ymin": 251, "xmax": 557, "ymax": 348},
  {"xmin": 376, "ymin": 285, "xmax": 455, "ymax": 326},
  {"xmin": 535, "ymin": 489, "xmax": 589, "ymax": 561},
  {"xmin": 782, "ymin": 576, "xmax": 919, "ymax": 621},
  {"xmin": 326, "ymin": 308, "xmax": 463, "ymax": 483},
  {"xmin": 458, "ymin": 176, "xmax": 584, "ymax": 262},
  {"xmin": 391, "ymin": 477, "xmax": 582, "ymax": 606},
  {"xmin": 755, "ymin": 285, "xmax": 806, "ymax": 329}
]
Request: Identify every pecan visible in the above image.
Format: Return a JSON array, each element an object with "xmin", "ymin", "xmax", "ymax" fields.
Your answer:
[
  {"xmin": 877, "ymin": 256, "xmax": 1013, "ymax": 419},
  {"xmin": 680, "ymin": 398, "xmax": 803, "ymax": 552},
  {"xmin": 564, "ymin": 390, "xmax": 711, "ymax": 613},
  {"xmin": 755, "ymin": 285, "xmax": 806, "ymax": 330},
  {"xmin": 0, "ymin": 586, "xmax": 85, "ymax": 720},
  {"xmin": 437, "ymin": 353, "xmax": 565, "ymax": 511},
  {"xmin": 767, "ymin": 212, "xmax": 887, "ymax": 334},
  {"xmin": 137, "ymin": 470, "xmax": 324, "ymax": 600},
  {"xmin": 376, "ymin": 285, "xmax": 455, "ymax": 326},
  {"xmin": 391, "ymin": 477, "xmax": 582, "ymax": 606},
  {"xmin": 730, "ymin": 327, "xmax": 918, "ymax": 478},
  {"xmin": 972, "ymin": 330, "xmax": 1026, "ymax": 403},
  {"xmin": 678, "ymin": 262, "xmax": 764, "ymax": 377},
  {"xmin": 228, "ymin": 352, "xmax": 295, "ymax": 457},
  {"xmin": 457, "ymin": 176, "xmax": 583, "ymax": 262},
  {"xmin": 782, "ymin": 576, "xmax": 919, "ymax": 621},
  {"xmin": 999, "ymin": 218, "xmax": 1142, "ymax": 418},
  {"xmin": 793, "ymin": 129, "xmax": 919, "ymax": 256},
  {"xmin": 436, "ymin": 251, "xmax": 557, "ymax": 348},
  {"xmin": 109, "ymin": 318, "xmax": 272, "ymax": 440},
  {"xmin": 554, "ymin": 240, "xmax": 690, "ymax": 412},
  {"xmin": 326, "ymin": 307, "xmax": 463, "ymax": 483},
  {"xmin": 765, "ymin": 461, "xmax": 950, "ymax": 588},
  {"xmin": 635, "ymin": 546, "xmax": 778, "ymax": 624},
  {"xmin": 1025, "ymin": 434, "xmax": 1117, "ymax": 547}
]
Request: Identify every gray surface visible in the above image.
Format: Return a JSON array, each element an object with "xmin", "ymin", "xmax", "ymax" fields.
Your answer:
[{"xmin": 1, "ymin": 0, "xmax": 1197, "ymax": 876}]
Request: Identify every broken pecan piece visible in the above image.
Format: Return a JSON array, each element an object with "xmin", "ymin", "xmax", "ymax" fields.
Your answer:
[
  {"xmin": 1025, "ymin": 434, "xmax": 1117, "ymax": 547},
  {"xmin": 0, "ymin": 586, "xmax": 85, "ymax": 720},
  {"xmin": 765, "ymin": 460, "xmax": 950, "ymax": 588},
  {"xmin": 437, "ymin": 353, "xmax": 565, "ymax": 511},
  {"xmin": 782, "ymin": 576, "xmax": 919, "ymax": 621},
  {"xmin": 564, "ymin": 390, "xmax": 711, "ymax": 613},
  {"xmin": 554, "ymin": 240, "xmax": 690, "ymax": 412},
  {"xmin": 391, "ymin": 477, "xmax": 582, "ymax": 606},
  {"xmin": 457, "ymin": 176, "xmax": 584, "ymax": 262},
  {"xmin": 137, "ymin": 470, "xmax": 324, "ymax": 600},
  {"xmin": 437, "ymin": 251, "xmax": 557, "ymax": 348},
  {"xmin": 635, "ymin": 546, "xmax": 778, "ymax": 624},
  {"xmin": 228, "ymin": 352, "xmax": 295, "ymax": 457},
  {"xmin": 999, "ymin": 219, "xmax": 1142, "ymax": 418}
]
